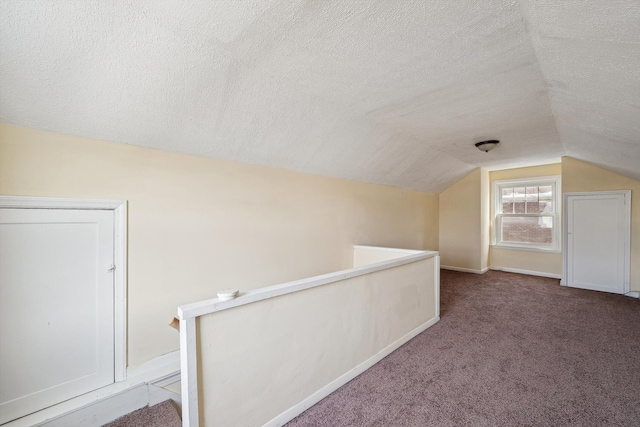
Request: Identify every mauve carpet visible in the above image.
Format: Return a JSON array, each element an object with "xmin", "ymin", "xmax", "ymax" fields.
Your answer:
[
  {"xmin": 102, "ymin": 400, "xmax": 181, "ymax": 427},
  {"xmin": 287, "ymin": 270, "xmax": 640, "ymax": 426}
]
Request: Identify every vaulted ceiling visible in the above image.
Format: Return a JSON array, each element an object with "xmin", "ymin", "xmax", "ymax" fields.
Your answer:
[{"xmin": 1, "ymin": 1, "xmax": 638, "ymax": 192}]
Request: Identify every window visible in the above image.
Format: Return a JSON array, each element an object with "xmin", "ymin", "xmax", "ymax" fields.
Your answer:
[{"xmin": 492, "ymin": 176, "xmax": 561, "ymax": 252}]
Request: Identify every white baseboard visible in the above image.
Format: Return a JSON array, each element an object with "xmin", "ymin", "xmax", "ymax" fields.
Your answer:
[
  {"xmin": 440, "ymin": 265, "xmax": 488, "ymax": 274},
  {"xmin": 490, "ymin": 267, "xmax": 562, "ymax": 279},
  {"xmin": 5, "ymin": 352, "xmax": 181, "ymax": 427},
  {"xmin": 36, "ymin": 385, "xmax": 150, "ymax": 427},
  {"xmin": 36, "ymin": 385, "xmax": 181, "ymax": 427},
  {"xmin": 264, "ymin": 315, "xmax": 440, "ymax": 427}
]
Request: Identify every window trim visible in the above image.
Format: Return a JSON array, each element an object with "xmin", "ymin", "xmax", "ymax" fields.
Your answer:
[{"xmin": 492, "ymin": 175, "xmax": 562, "ymax": 253}]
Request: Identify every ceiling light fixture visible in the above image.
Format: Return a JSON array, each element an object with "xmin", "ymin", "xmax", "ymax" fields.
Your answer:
[{"xmin": 475, "ymin": 140, "xmax": 500, "ymax": 153}]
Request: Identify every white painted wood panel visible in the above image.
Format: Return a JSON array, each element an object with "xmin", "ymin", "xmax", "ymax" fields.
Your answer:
[
  {"xmin": 565, "ymin": 192, "xmax": 630, "ymax": 294},
  {"xmin": 0, "ymin": 209, "xmax": 115, "ymax": 424}
]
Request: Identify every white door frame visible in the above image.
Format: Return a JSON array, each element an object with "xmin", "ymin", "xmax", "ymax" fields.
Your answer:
[
  {"xmin": 0, "ymin": 196, "xmax": 128, "ymax": 381},
  {"xmin": 562, "ymin": 190, "xmax": 631, "ymax": 295}
]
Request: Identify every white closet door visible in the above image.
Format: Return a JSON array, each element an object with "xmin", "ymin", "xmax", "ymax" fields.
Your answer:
[
  {"xmin": 566, "ymin": 192, "xmax": 629, "ymax": 294},
  {"xmin": 0, "ymin": 208, "xmax": 115, "ymax": 424}
]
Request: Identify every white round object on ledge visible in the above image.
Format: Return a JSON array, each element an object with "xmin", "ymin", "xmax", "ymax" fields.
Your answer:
[{"xmin": 217, "ymin": 289, "xmax": 239, "ymax": 301}]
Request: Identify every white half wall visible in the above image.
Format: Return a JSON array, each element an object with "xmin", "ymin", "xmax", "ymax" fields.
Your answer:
[{"xmin": 194, "ymin": 254, "xmax": 439, "ymax": 426}]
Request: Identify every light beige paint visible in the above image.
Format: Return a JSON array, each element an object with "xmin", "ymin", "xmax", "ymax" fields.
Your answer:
[
  {"xmin": 352, "ymin": 246, "xmax": 420, "ymax": 268},
  {"xmin": 490, "ymin": 163, "xmax": 561, "ymax": 182},
  {"xmin": 197, "ymin": 256, "xmax": 437, "ymax": 426},
  {"xmin": 489, "ymin": 163, "xmax": 563, "ymax": 276},
  {"xmin": 489, "ymin": 249, "xmax": 562, "ymax": 276},
  {"xmin": 162, "ymin": 382, "xmax": 181, "ymax": 395},
  {"xmin": 562, "ymin": 157, "xmax": 640, "ymax": 292},
  {"xmin": 0, "ymin": 124, "xmax": 439, "ymax": 368},
  {"xmin": 439, "ymin": 169, "xmax": 484, "ymax": 271}
]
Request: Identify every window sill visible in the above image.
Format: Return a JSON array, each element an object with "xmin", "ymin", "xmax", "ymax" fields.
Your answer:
[{"xmin": 491, "ymin": 244, "xmax": 561, "ymax": 254}]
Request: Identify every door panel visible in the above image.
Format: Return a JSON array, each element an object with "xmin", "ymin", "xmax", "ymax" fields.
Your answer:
[
  {"xmin": 0, "ymin": 209, "xmax": 115, "ymax": 424},
  {"xmin": 566, "ymin": 194, "xmax": 627, "ymax": 294}
]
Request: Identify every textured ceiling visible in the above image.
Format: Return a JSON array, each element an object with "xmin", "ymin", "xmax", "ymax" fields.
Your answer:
[{"xmin": 0, "ymin": 1, "xmax": 638, "ymax": 192}]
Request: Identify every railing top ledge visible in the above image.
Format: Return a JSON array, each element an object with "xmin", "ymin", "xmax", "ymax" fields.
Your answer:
[{"xmin": 178, "ymin": 249, "xmax": 438, "ymax": 320}]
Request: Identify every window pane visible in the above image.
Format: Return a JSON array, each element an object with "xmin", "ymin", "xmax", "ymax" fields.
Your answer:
[
  {"xmin": 538, "ymin": 185, "xmax": 553, "ymax": 213},
  {"xmin": 525, "ymin": 186, "xmax": 538, "ymax": 213},
  {"xmin": 501, "ymin": 216, "xmax": 553, "ymax": 245},
  {"xmin": 501, "ymin": 187, "xmax": 514, "ymax": 213},
  {"xmin": 525, "ymin": 186, "xmax": 538, "ymax": 200},
  {"xmin": 513, "ymin": 187, "xmax": 526, "ymax": 213}
]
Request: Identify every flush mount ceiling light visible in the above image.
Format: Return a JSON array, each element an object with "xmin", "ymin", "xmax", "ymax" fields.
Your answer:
[{"xmin": 475, "ymin": 140, "xmax": 500, "ymax": 153}]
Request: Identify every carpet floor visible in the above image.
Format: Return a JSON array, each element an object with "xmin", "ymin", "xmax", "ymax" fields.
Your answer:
[
  {"xmin": 102, "ymin": 400, "xmax": 181, "ymax": 427},
  {"xmin": 286, "ymin": 270, "xmax": 640, "ymax": 426}
]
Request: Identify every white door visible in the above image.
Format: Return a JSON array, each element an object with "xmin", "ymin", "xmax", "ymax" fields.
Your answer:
[
  {"xmin": 0, "ymin": 208, "xmax": 115, "ymax": 424},
  {"xmin": 565, "ymin": 192, "xmax": 630, "ymax": 294}
]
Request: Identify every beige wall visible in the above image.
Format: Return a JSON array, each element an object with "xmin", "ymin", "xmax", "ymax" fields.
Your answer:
[
  {"xmin": 439, "ymin": 169, "xmax": 484, "ymax": 271},
  {"xmin": 563, "ymin": 157, "xmax": 640, "ymax": 292},
  {"xmin": 0, "ymin": 124, "xmax": 439, "ymax": 368},
  {"xmin": 490, "ymin": 163, "xmax": 561, "ymax": 182},
  {"xmin": 440, "ymin": 158, "xmax": 638, "ymax": 288},
  {"xmin": 441, "ymin": 162, "xmax": 589, "ymax": 277},
  {"xmin": 352, "ymin": 246, "xmax": 420, "ymax": 268},
  {"xmin": 489, "ymin": 163, "xmax": 563, "ymax": 276}
]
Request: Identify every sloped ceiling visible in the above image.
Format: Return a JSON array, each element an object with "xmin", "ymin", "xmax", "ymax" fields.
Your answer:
[{"xmin": 0, "ymin": 1, "xmax": 638, "ymax": 192}]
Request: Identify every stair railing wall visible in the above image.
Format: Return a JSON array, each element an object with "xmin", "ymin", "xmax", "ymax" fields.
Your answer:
[{"xmin": 178, "ymin": 246, "xmax": 440, "ymax": 426}]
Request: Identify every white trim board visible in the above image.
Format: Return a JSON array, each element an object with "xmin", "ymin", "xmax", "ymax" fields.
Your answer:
[
  {"xmin": 490, "ymin": 244, "xmax": 561, "ymax": 254},
  {"xmin": 4, "ymin": 354, "xmax": 180, "ymax": 427},
  {"xmin": 0, "ymin": 196, "xmax": 125, "ymax": 210},
  {"xmin": 113, "ymin": 202, "xmax": 128, "ymax": 381},
  {"xmin": 34, "ymin": 384, "xmax": 181, "ymax": 427},
  {"xmin": 35, "ymin": 384, "xmax": 149, "ymax": 427},
  {"xmin": 180, "ymin": 317, "xmax": 199, "ymax": 427},
  {"xmin": 352, "ymin": 245, "xmax": 423, "ymax": 254},
  {"xmin": 264, "ymin": 315, "xmax": 440, "ymax": 427},
  {"xmin": 440, "ymin": 265, "xmax": 489, "ymax": 274},
  {"xmin": 489, "ymin": 267, "xmax": 561, "ymax": 279},
  {"xmin": 434, "ymin": 256, "xmax": 441, "ymax": 318}
]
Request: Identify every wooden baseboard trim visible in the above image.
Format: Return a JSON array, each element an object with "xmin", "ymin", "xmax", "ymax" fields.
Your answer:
[{"xmin": 490, "ymin": 267, "xmax": 561, "ymax": 279}]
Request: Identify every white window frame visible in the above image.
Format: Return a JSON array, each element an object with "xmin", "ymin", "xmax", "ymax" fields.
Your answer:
[{"xmin": 492, "ymin": 175, "xmax": 561, "ymax": 253}]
